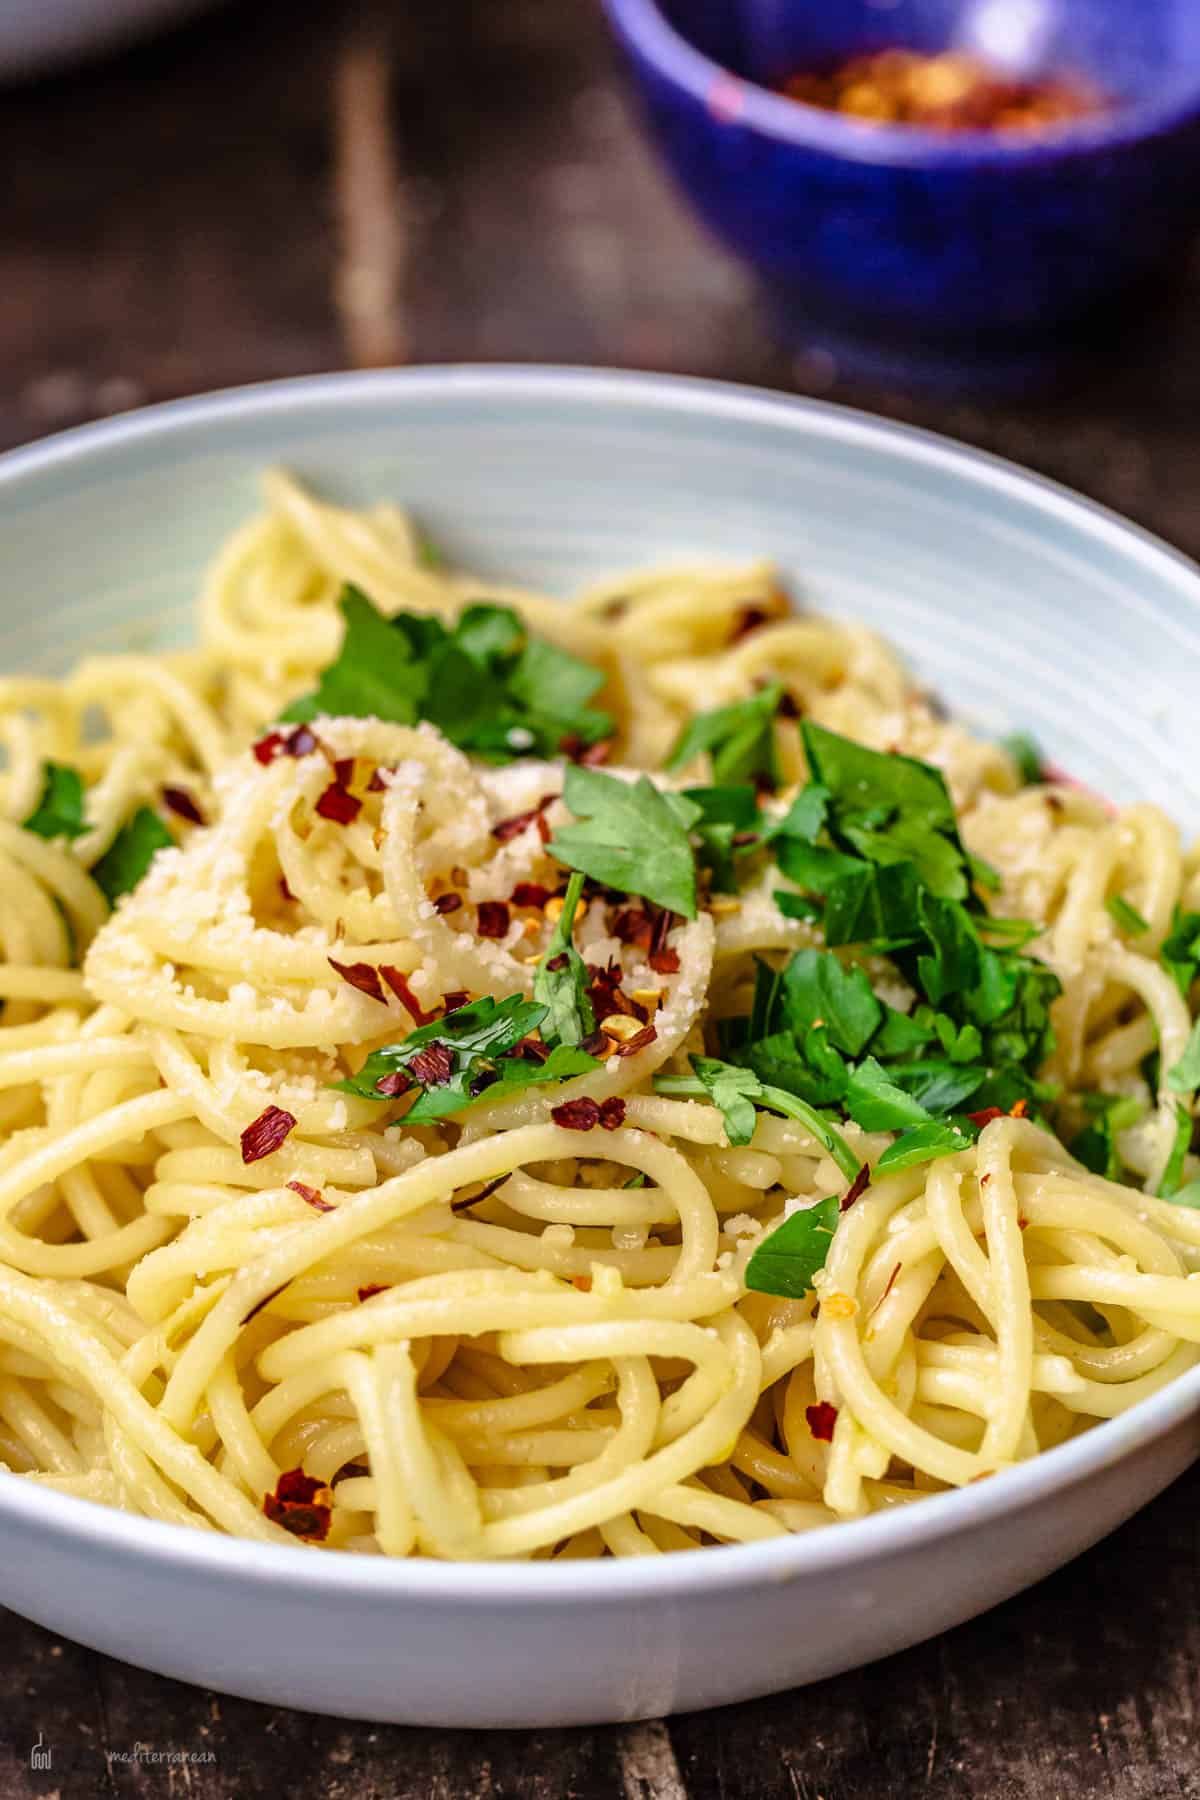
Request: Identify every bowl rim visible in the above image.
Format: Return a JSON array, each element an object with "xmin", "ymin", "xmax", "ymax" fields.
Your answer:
[
  {"xmin": 601, "ymin": 0, "xmax": 1200, "ymax": 167},
  {"xmin": 2, "ymin": 360, "xmax": 1199, "ymax": 1605}
]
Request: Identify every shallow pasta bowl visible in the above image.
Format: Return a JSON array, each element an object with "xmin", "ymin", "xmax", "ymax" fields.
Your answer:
[{"xmin": 2, "ymin": 366, "xmax": 1200, "ymax": 1727}]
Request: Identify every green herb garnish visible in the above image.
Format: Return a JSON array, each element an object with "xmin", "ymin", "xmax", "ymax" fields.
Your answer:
[
  {"xmin": 337, "ymin": 994, "xmax": 601, "ymax": 1119},
  {"xmin": 665, "ymin": 684, "xmax": 784, "ymax": 787},
  {"xmin": 1162, "ymin": 909, "xmax": 1200, "ymax": 997},
  {"xmin": 91, "ymin": 808, "xmax": 174, "ymax": 904},
  {"xmin": 533, "ymin": 871, "xmax": 594, "ymax": 1048},
  {"xmin": 1106, "ymin": 894, "xmax": 1149, "ymax": 937},
  {"xmin": 744, "ymin": 1197, "xmax": 839, "ymax": 1300},
  {"xmin": 655, "ymin": 1057, "xmax": 861, "ymax": 1181},
  {"xmin": 282, "ymin": 587, "xmax": 612, "ymax": 761},
  {"xmin": 23, "ymin": 763, "xmax": 87, "ymax": 842},
  {"xmin": 1158, "ymin": 1102, "xmax": 1192, "ymax": 1199},
  {"xmin": 548, "ymin": 764, "xmax": 700, "ymax": 918},
  {"xmin": 1068, "ymin": 1093, "xmax": 1144, "ymax": 1182},
  {"xmin": 1001, "ymin": 733, "xmax": 1045, "ymax": 787},
  {"xmin": 1166, "ymin": 1019, "xmax": 1200, "ymax": 1097}
]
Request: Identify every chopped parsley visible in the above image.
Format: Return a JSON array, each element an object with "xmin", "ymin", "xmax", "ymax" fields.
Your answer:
[
  {"xmin": 1001, "ymin": 732, "xmax": 1045, "ymax": 787},
  {"xmin": 665, "ymin": 684, "xmax": 784, "ymax": 787},
  {"xmin": 283, "ymin": 586, "xmax": 612, "ymax": 761},
  {"xmin": 1106, "ymin": 893, "xmax": 1149, "ymax": 937},
  {"xmin": 1068, "ymin": 1093, "xmax": 1144, "ymax": 1181},
  {"xmin": 548, "ymin": 764, "xmax": 700, "ymax": 918},
  {"xmin": 336, "ymin": 994, "xmax": 601, "ymax": 1119},
  {"xmin": 1162, "ymin": 909, "xmax": 1200, "ymax": 997},
  {"xmin": 1166, "ymin": 1020, "xmax": 1200, "ymax": 1096},
  {"xmin": 23, "ymin": 763, "xmax": 88, "ymax": 842},
  {"xmin": 91, "ymin": 808, "xmax": 174, "ymax": 904},
  {"xmin": 532, "ymin": 871, "xmax": 594, "ymax": 1047},
  {"xmin": 1158, "ymin": 1102, "xmax": 1192, "ymax": 1199},
  {"xmin": 744, "ymin": 1197, "xmax": 838, "ymax": 1300}
]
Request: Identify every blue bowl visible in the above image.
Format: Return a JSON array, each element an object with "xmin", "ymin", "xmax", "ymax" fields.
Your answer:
[{"xmin": 602, "ymin": 0, "xmax": 1200, "ymax": 377}]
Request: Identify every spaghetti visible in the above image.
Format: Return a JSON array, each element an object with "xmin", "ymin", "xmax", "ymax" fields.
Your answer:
[{"xmin": 0, "ymin": 469, "xmax": 1198, "ymax": 1560}]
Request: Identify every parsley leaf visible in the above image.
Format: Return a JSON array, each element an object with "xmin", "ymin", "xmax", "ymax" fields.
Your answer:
[
  {"xmin": 533, "ymin": 871, "xmax": 594, "ymax": 1047},
  {"xmin": 843, "ymin": 1057, "xmax": 934, "ymax": 1132},
  {"xmin": 1166, "ymin": 1020, "xmax": 1200, "ymax": 1096},
  {"xmin": 655, "ymin": 1061, "xmax": 861, "ymax": 1180},
  {"xmin": 875, "ymin": 1119, "xmax": 975, "ymax": 1173},
  {"xmin": 800, "ymin": 720, "xmax": 970, "ymax": 903},
  {"xmin": 284, "ymin": 588, "xmax": 428, "ymax": 726},
  {"xmin": 1164, "ymin": 1178, "xmax": 1200, "ymax": 1210},
  {"xmin": 1069, "ymin": 1093, "xmax": 1144, "ymax": 1181},
  {"xmin": 778, "ymin": 948, "xmax": 881, "ymax": 1057},
  {"xmin": 23, "ymin": 763, "xmax": 87, "ymax": 841},
  {"xmin": 684, "ymin": 785, "xmax": 761, "ymax": 894},
  {"xmin": 337, "ymin": 993, "xmax": 601, "ymax": 1118},
  {"xmin": 91, "ymin": 809, "xmax": 174, "ymax": 904},
  {"xmin": 548, "ymin": 765, "xmax": 700, "ymax": 918},
  {"xmin": 1001, "ymin": 733, "xmax": 1045, "ymax": 786},
  {"xmin": 690, "ymin": 1055, "xmax": 762, "ymax": 1147},
  {"xmin": 744, "ymin": 1196, "xmax": 839, "ymax": 1299},
  {"xmin": 282, "ymin": 587, "xmax": 612, "ymax": 760},
  {"xmin": 665, "ymin": 684, "xmax": 783, "ymax": 787},
  {"xmin": 1162, "ymin": 909, "xmax": 1200, "ymax": 996},
  {"xmin": 1106, "ymin": 894, "xmax": 1150, "ymax": 937},
  {"xmin": 1158, "ymin": 1102, "xmax": 1192, "ymax": 1198}
]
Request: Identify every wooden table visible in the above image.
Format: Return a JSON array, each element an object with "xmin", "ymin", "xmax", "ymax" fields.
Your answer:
[{"xmin": 2, "ymin": 2, "xmax": 1200, "ymax": 1793}]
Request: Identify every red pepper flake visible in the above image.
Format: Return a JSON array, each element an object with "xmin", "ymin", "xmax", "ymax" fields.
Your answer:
[
  {"xmin": 241, "ymin": 1105, "xmax": 297, "ymax": 1165},
  {"xmin": 410, "ymin": 1043, "xmax": 454, "ymax": 1087},
  {"xmin": 284, "ymin": 724, "xmax": 320, "ymax": 757},
  {"xmin": 380, "ymin": 966, "xmax": 437, "ymax": 1026},
  {"xmin": 572, "ymin": 1274, "xmax": 593, "ymax": 1291},
  {"xmin": 613, "ymin": 1024, "xmax": 657, "ymax": 1058},
  {"xmin": 162, "ymin": 786, "xmax": 205, "ymax": 826},
  {"xmin": 967, "ymin": 1107, "xmax": 1004, "ymax": 1130},
  {"xmin": 536, "ymin": 814, "xmax": 552, "ymax": 844},
  {"xmin": 805, "ymin": 1401, "xmax": 839, "ymax": 1443},
  {"xmin": 980, "ymin": 1173, "xmax": 992, "ymax": 1188},
  {"xmin": 841, "ymin": 1162, "xmax": 871, "ymax": 1211},
  {"xmin": 254, "ymin": 731, "xmax": 285, "ymax": 765},
  {"xmin": 477, "ymin": 901, "xmax": 510, "ymax": 939},
  {"xmin": 648, "ymin": 908, "xmax": 680, "ymax": 975},
  {"xmin": 367, "ymin": 766, "xmax": 390, "ymax": 792},
  {"xmin": 777, "ymin": 692, "xmax": 801, "ymax": 721},
  {"xmin": 264, "ymin": 1468, "xmax": 332, "ymax": 1542},
  {"xmin": 333, "ymin": 757, "xmax": 356, "ymax": 786},
  {"xmin": 316, "ymin": 780, "xmax": 361, "ymax": 825},
  {"xmin": 442, "ymin": 990, "xmax": 469, "ymax": 1014},
  {"xmin": 870, "ymin": 1262, "xmax": 903, "ymax": 1319},
  {"xmin": 434, "ymin": 892, "xmax": 463, "ymax": 915},
  {"xmin": 587, "ymin": 961, "xmax": 642, "ymax": 1019},
  {"xmin": 1010, "ymin": 1097, "xmax": 1029, "ymax": 1119},
  {"xmin": 511, "ymin": 882, "xmax": 551, "ymax": 908},
  {"xmin": 375, "ymin": 1069, "xmax": 412, "ymax": 1098},
  {"xmin": 560, "ymin": 734, "xmax": 613, "ymax": 766},
  {"xmin": 333, "ymin": 1460, "xmax": 370, "ymax": 1483},
  {"xmin": 599, "ymin": 1096, "xmax": 626, "ymax": 1131},
  {"xmin": 279, "ymin": 874, "xmax": 296, "ymax": 902},
  {"xmin": 509, "ymin": 1035, "xmax": 551, "ymax": 1063},
  {"xmin": 492, "ymin": 793, "xmax": 557, "ymax": 843},
  {"xmin": 731, "ymin": 605, "xmax": 769, "ymax": 642},
  {"xmin": 612, "ymin": 907, "xmax": 654, "ymax": 949},
  {"xmin": 287, "ymin": 1180, "xmax": 332, "ymax": 1213},
  {"xmin": 451, "ymin": 1174, "xmax": 510, "ymax": 1213},
  {"xmin": 580, "ymin": 1029, "xmax": 608, "ymax": 1057},
  {"xmin": 1017, "ymin": 1216, "xmax": 1029, "ymax": 1231},
  {"xmin": 327, "ymin": 957, "xmax": 386, "ymax": 1004},
  {"xmin": 551, "ymin": 1096, "xmax": 602, "ymax": 1131},
  {"xmin": 357, "ymin": 1283, "xmax": 390, "ymax": 1302},
  {"xmin": 241, "ymin": 1281, "xmax": 288, "ymax": 1325}
]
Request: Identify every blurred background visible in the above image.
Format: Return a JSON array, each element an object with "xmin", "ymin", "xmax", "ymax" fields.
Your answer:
[{"xmin": 7, "ymin": 0, "xmax": 1200, "ymax": 558}]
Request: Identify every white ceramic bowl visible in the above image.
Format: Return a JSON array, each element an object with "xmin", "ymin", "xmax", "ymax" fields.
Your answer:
[{"xmin": 3, "ymin": 368, "xmax": 1200, "ymax": 1728}]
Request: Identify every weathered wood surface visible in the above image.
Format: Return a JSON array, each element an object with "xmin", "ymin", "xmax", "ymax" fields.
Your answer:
[{"xmin": 3, "ymin": 1, "xmax": 1200, "ymax": 1793}]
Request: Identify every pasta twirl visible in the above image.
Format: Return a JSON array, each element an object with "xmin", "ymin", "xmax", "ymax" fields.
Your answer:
[{"xmin": 0, "ymin": 469, "xmax": 1198, "ymax": 1561}]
